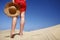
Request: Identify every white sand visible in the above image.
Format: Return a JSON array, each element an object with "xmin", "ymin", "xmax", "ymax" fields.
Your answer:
[{"xmin": 0, "ymin": 24, "xmax": 60, "ymax": 40}]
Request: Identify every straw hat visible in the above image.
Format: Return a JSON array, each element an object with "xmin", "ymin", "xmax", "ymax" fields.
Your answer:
[{"xmin": 4, "ymin": 2, "xmax": 20, "ymax": 17}]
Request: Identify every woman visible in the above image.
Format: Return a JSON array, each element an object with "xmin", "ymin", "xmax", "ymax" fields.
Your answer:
[{"xmin": 11, "ymin": 0, "xmax": 26, "ymax": 38}]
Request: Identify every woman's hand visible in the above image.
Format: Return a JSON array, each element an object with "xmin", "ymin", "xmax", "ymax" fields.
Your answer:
[{"xmin": 12, "ymin": 0, "xmax": 14, "ymax": 3}]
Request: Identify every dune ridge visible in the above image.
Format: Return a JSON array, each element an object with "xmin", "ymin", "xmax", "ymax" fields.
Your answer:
[{"xmin": 0, "ymin": 24, "xmax": 60, "ymax": 40}]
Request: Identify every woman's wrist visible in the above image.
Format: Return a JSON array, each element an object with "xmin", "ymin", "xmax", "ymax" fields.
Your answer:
[{"xmin": 12, "ymin": 0, "xmax": 14, "ymax": 3}]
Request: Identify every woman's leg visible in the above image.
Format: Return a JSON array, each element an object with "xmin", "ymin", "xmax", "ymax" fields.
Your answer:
[
  {"xmin": 11, "ymin": 17, "xmax": 17, "ymax": 37},
  {"xmin": 19, "ymin": 11, "xmax": 25, "ymax": 35}
]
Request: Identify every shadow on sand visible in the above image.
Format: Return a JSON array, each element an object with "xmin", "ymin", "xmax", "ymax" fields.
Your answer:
[{"xmin": 5, "ymin": 33, "xmax": 20, "ymax": 38}]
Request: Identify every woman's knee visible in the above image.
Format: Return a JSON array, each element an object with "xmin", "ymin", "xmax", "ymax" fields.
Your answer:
[
  {"xmin": 20, "ymin": 12, "xmax": 25, "ymax": 23},
  {"xmin": 12, "ymin": 17, "xmax": 17, "ymax": 21}
]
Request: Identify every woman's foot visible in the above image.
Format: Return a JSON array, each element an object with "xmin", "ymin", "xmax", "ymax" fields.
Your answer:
[
  {"xmin": 10, "ymin": 34, "xmax": 15, "ymax": 38},
  {"xmin": 19, "ymin": 32, "xmax": 23, "ymax": 36}
]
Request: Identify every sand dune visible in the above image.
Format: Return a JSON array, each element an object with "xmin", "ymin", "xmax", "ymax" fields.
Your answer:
[{"xmin": 0, "ymin": 24, "xmax": 60, "ymax": 40}]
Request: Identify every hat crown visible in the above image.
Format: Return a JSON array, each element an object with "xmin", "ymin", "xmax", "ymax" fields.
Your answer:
[
  {"xmin": 4, "ymin": 2, "xmax": 20, "ymax": 17},
  {"xmin": 9, "ymin": 6, "xmax": 17, "ymax": 14}
]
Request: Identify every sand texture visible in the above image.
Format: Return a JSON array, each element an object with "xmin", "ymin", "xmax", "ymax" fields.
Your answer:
[{"xmin": 0, "ymin": 24, "xmax": 60, "ymax": 40}]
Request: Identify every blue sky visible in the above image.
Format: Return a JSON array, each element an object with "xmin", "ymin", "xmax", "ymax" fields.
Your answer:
[{"xmin": 0, "ymin": 0, "xmax": 60, "ymax": 31}]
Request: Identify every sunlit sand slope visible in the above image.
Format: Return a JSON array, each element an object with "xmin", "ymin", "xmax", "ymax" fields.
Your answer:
[{"xmin": 0, "ymin": 24, "xmax": 60, "ymax": 40}]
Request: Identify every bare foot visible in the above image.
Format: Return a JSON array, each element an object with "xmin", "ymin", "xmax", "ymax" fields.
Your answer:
[
  {"xmin": 10, "ymin": 34, "xmax": 15, "ymax": 38},
  {"xmin": 19, "ymin": 32, "xmax": 23, "ymax": 36}
]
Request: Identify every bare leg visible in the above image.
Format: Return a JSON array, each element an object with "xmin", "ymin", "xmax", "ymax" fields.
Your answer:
[
  {"xmin": 19, "ymin": 12, "xmax": 25, "ymax": 35},
  {"xmin": 11, "ymin": 17, "xmax": 17, "ymax": 38}
]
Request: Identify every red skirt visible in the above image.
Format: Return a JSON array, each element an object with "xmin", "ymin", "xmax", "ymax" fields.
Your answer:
[{"xmin": 14, "ymin": 0, "xmax": 26, "ymax": 13}]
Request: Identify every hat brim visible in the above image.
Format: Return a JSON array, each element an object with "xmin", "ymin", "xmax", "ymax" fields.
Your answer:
[
  {"xmin": 4, "ymin": 8, "xmax": 20, "ymax": 17},
  {"xmin": 4, "ymin": 2, "xmax": 20, "ymax": 17}
]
